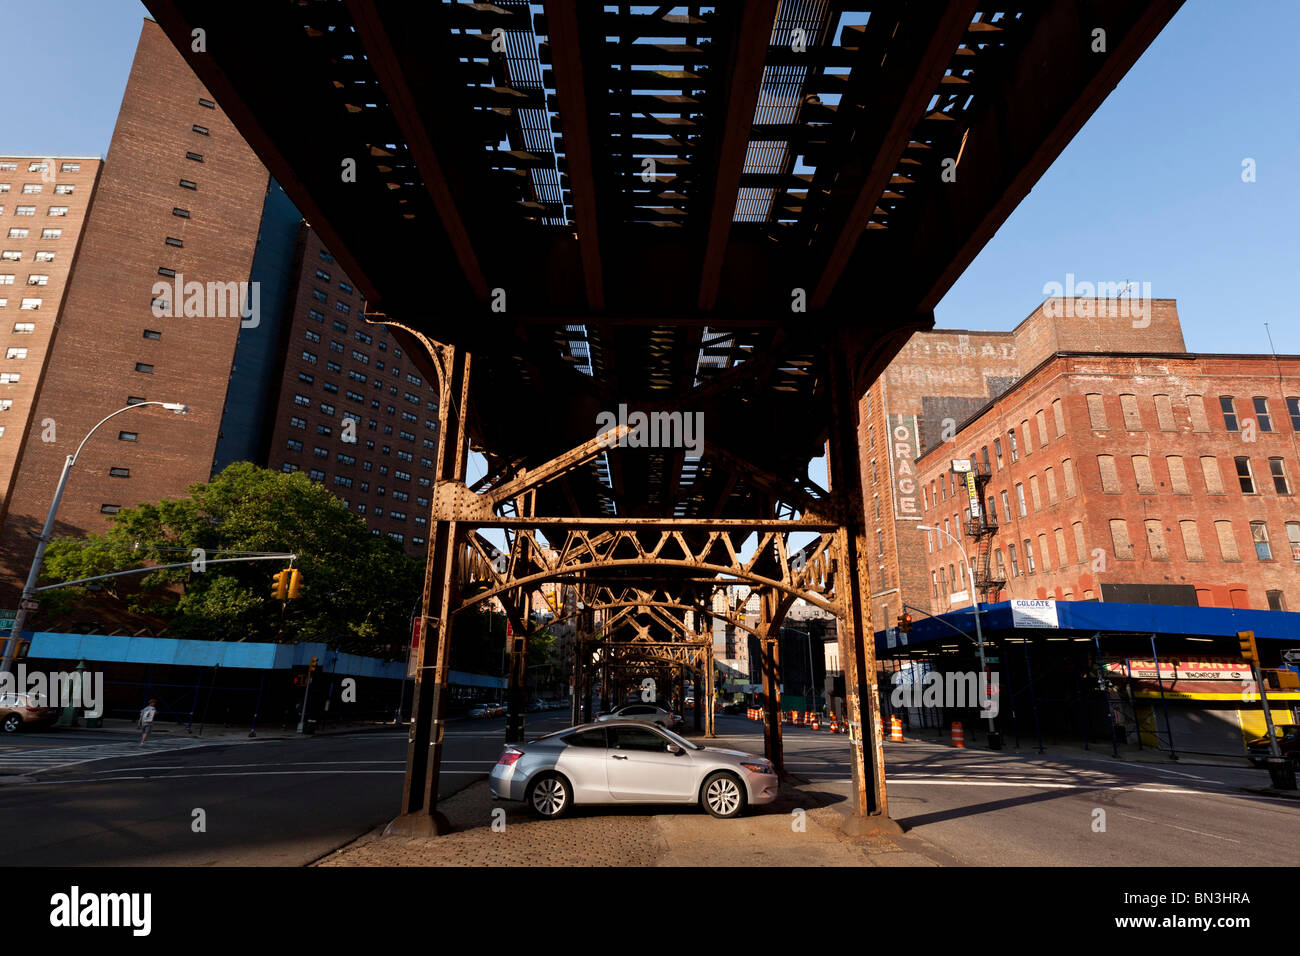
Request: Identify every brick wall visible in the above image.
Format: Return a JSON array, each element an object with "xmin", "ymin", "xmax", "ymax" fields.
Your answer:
[{"xmin": 0, "ymin": 19, "xmax": 270, "ymax": 599}]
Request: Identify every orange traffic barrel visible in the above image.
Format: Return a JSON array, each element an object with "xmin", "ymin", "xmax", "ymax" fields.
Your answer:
[
  {"xmin": 840, "ymin": 713, "xmax": 849, "ymax": 734},
  {"xmin": 829, "ymin": 713, "xmax": 839, "ymax": 733},
  {"xmin": 890, "ymin": 715, "xmax": 904, "ymax": 741},
  {"xmin": 793, "ymin": 711, "xmax": 803, "ymax": 726},
  {"xmin": 952, "ymin": 721, "xmax": 965, "ymax": 748},
  {"xmin": 809, "ymin": 712, "xmax": 820, "ymax": 730}
]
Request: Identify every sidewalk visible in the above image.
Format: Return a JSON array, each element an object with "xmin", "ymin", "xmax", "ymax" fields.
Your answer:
[
  {"xmin": 316, "ymin": 779, "xmax": 946, "ymax": 867},
  {"xmin": 34, "ymin": 716, "xmax": 405, "ymax": 740},
  {"xmin": 897, "ymin": 726, "xmax": 1254, "ymax": 769}
]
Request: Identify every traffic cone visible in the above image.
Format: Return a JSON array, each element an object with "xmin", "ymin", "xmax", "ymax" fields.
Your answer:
[{"xmin": 952, "ymin": 721, "xmax": 965, "ymax": 748}]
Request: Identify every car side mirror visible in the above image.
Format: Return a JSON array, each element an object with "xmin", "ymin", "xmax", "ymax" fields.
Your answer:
[{"xmin": 666, "ymin": 743, "xmax": 683, "ymax": 755}]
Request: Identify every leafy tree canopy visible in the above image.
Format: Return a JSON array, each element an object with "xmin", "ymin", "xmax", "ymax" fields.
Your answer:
[{"xmin": 40, "ymin": 462, "xmax": 423, "ymax": 652}]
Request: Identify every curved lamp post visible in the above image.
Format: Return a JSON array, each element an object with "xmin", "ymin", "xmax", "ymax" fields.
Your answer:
[
  {"xmin": 1, "ymin": 402, "xmax": 190, "ymax": 675},
  {"xmin": 917, "ymin": 522, "xmax": 997, "ymax": 742}
]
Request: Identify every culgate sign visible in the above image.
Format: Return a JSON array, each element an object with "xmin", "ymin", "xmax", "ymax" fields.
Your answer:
[
  {"xmin": 1010, "ymin": 599, "xmax": 1059, "ymax": 628},
  {"xmin": 887, "ymin": 413, "xmax": 921, "ymax": 521}
]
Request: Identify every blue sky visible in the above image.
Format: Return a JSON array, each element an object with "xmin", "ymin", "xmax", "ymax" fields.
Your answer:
[{"xmin": 2, "ymin": 1, "xmax": 1296, "ymax": 354}]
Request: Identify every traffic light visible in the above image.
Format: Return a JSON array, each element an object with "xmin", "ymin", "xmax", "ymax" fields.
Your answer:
[
  {"xmin": 271, "ymin": 569, "xmax": 289, "ymax": 601},
  {"xmin": 309, "ymin": 656, "xmax": 319, "ymax": 673},
  {"xmin": 287, "ymin": 568, "xmax": 303, "ymax": 600},
  {"xmin": 896, "ymin": 613, "xmax": 913, "ymax": 634},
  {"xmin": 1238, "ymin": 630, "xmax": 1258, "ymax": 665}
]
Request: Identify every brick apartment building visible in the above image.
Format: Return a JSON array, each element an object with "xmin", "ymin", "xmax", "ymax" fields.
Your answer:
[
  {"xmin": 0, "ymin": 155, "xmax": 101, "ymax": 522},
  {"xmin": 858, "ymin": 297, "xmax": 1186, "ymax": 628},
  {"xmin": 0, "ymin": 19, "xmax": 438, "ymax": 604},
  {"xmin": 916, "ymin": 343, "xmax": 1300, "ymax": 615},
  {"xmin": 259, "ymin": 224, "xmax": 440, "ymax": 553}
]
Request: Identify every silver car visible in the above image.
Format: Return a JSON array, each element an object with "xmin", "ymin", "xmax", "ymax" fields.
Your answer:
[
  {"xmin": 596, "ymin": 702, "xmax": 683, "ymax": 730},
  {"xmin": 489, "ymin": 720, "xmax": 778, "ymax": 819}
]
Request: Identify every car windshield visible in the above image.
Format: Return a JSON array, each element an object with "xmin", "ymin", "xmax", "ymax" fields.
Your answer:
[{"xmin": 654, "ymin": 725, "xmax": 701, "ymax": 751}]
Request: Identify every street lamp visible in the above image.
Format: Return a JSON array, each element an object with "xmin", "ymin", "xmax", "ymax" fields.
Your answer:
[
  {"xmin": 916, "ymin": 522, "xmax": 997, "ymax": 744},
  {"xmin": 0, "ymin": 402, "xmax": 190, "ymax": 675}
]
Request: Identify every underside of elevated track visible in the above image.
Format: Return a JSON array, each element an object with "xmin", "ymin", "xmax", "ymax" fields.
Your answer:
[{"xmin": 142, "ymin": 0, "xmax": 1183, "ymax": 830}]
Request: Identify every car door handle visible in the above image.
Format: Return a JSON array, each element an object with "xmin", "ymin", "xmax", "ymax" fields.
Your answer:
[{"xmin": 611, "ymin": 754, "xmax": 628, "ymax": 760}]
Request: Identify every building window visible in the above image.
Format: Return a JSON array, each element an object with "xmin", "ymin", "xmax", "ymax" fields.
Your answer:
[
  {"xmin": 1072, "ymin": 522, "xmax": 1086, "ymax": 563},
  {"xmin": 1098, "ymin": 455, "xmax": 1120, "ymax": 493},
  {"xmin": 1270, "ymin": 458, "xmax": 1289, "ymax": 494},
  {"xmin": 12, "ymin": 323, "xmax": 34, "ymax": 334},
  {"xmin": 1267, "ymin": 590, "xmax": 1287, "ymax": 612},
  {"xmin": 308, "ymin": 309, "xmax": 324, "ymax": 323},
  {"xmin": 0, "ymin": 373, "xmax": 18, "ymax": 384},
  {"xmin": 5, "ymin": 347, "xmax": 27, "ymax": 359},
  {"xmin": 1287, "ymin": 522, "xmax": 1300, "ymax": 561},
  {"xmin": 289, "ymin": 416, "xmax": 307, "ymax": 429},
  {"xmin": 1167, "ymin": 456, "xmax": 1189, "ymax": 494},
  {"xmin": 6, "ymin": 229, "xmax": 27, "ymax": 239},
  {"xmin": 305, "ymin": 330, "xmax": 320, "ymax": 343},
  {"xmin": 1252, "ymin": 397, "xmax": 1272, "ymax": 432},
  {"xmin": 286, "ymin": 439, "xmax": 303, "ymax": 452},
  {"xmin": 1, "ymin": 251, "xmax": 20, "ymax": 262},
  {"xmin": 134, "ymin": 362, "xmax": 153, "ymax": 373},
  {"xmin": 192, "ymin": 124, "xmax": 210, "ymax": 135},
  {"xmin": 100, "ymin": 504, "xmax": 121, "ymax": 515},
  {"xmin": 1015, "ymin": 483, "xmax": 1027, "ymax": 517},
  {"xmin": 1234, "ymin": 456, "xmax": 1254, "ymax": 493},
  {"xmin": 309, "ymin": 469, "xmax": 325, "ymax": 482},
  {"xmin": 1132, "ymin": 455, "xmax": 1155, "ymax": 494},
  {"xmin": 1086, "ymin": 393, "xmax": 1108, "ymax": 429},
  {"xmin": 34, "ymin": 251, "xmax": 53, "ymax": 262},
  {"xmin": 173, "ymin": 207, "xmax": 190, "ymax": 218},
  {"xmin": 1200, "ymin": 457, "xmax": 1224, "ymax": 494},
  {"xmin": 282, "ymin": 463, "xmax": 299, "ymax": 474},
  {"xmin": 1008, "ymin": 544, "xmax": 1020, "ymax": 576},
  {"xmin": 1008, "ymin": 430, "xmax": 1018, "ymax": 462},
  {"xmin": 54, "ymin": 184, "xmax": 74, "ymax": 195},
  {"xmin": 340, "ymin": 281, "xmax": 353, "ymax": 294},
  {"xmin": 1109, "ymin": 519, "xmax": 1134, "ymax": 560},
  {"xmin": 1219, "ymin": 396, "xmax": 1238, "ymax": 431},
  {"xmin": 199, "ymin": 97, "xmax": 216, "ymax": 108},
  {"xmin": 301, "ymin": 351, "xmax": 317, "ymax": 365},
  {"xmin": 1145, "ymin": 520, "xmax": 1168, "ymax": 560},
  {"xmin": 142, "ymin": 329, "xmax": 162, "ymax": 340},
  {"xmin": 1214, "ymin": 520, "xmax": 1239, "ymax": 561},
  {"xmin": 14, "ymin": 206, "xmax": 35, "ymax": 216},
  {"xmin": 118, "ymin": 431, "xmax": 138, "ymax": 442},
  {"xmin": 179, "ymin": 179, "xmax": 197, "ymax": 190},
  {"xmin": 1118, "ymin": 394, "xmax": 1142, "ymax": 431},
  {"xmin": 298, "ymin": 372, "xmax": 314, "ymax": 385},
  {"xmin": 1180, "ymin": 520, "xmax": 1203, "ymax": 561},
  {"xmin": 1251, "ymin": 521, "xmax": 1272, "ymax": 560},
  {"xmin": 109, "ymin": 467, "xmax": 130, "ymax": 478},
  {"xmin": 47, "ymin": 206, "xmax": 68, "ymax": 217},
  {"xmin": 60, "ymin": 162, "xmax": 81, "ymax": 172},
  {"xmin": 1287, "ymin": 397, "xmax": 1300, "ymax": 431},
  {"xmin": 1024, "ymin": 539, "xmax": 1035, "ymax": 573},
  {"xmin": 185, "ymin": 152, "xmax": 204, "ymax": 163},
  {"xmin": 316, "ymin": 269, "xmax": 331, "ymax": 282},
  {"xmin": 1053, "ymin": 527, "xmax": 1068, "ymax": 567}
]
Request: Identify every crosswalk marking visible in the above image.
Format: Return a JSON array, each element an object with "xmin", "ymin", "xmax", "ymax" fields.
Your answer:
[{"xmin": 0, "ymin": 737, "xmax": 235, "ymax": 774}]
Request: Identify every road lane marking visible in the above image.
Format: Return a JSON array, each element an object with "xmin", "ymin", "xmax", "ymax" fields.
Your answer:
[{"xmin": 1114, "ymin": 810, "xmax": 1243, "ymax": 844}]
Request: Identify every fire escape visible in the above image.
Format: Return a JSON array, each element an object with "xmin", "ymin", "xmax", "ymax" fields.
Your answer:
[{"xmin": 966, "ymin": 463, "xmax": 1005, "ymax": 601}]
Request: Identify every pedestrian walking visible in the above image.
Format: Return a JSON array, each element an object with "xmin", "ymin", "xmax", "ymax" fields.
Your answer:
[{"xmin": 138, "ymin": 699, "xmax": 158, "ymax": 745}]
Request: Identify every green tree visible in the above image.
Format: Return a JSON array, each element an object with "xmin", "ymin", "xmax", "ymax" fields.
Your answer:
[{"xmin": 39, "ymin": 462, "xmax": 422, "ymax": 653}]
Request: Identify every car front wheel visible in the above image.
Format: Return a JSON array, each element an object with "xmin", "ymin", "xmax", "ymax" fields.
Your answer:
[
  {"xmin": 701, "ymin": 771, "xmax": 746, "ymax": 819},
  {"xmin": 527, "ymin": 772, "xmax": 572, "ymax": 820},
  {"xmin": 2, "ymin": 713, "xmax": 22, "ymax": 733}
]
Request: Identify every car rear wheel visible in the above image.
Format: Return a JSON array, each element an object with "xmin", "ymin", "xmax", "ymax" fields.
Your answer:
[
  {"xmin": 2, "ymin": 713, "xmax": 22, "ymax": 733},
  {"xmin": 527, "ymin": 772, "xmax": 572, "ymax": 820},
  {"xmin": 701, "ymin": 771, "xmax": 746, "ymax": 819}
]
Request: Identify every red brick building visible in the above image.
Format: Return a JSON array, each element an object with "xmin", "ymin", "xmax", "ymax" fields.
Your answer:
[
  {"xmin": 260, "ymin": 225, "xmax": 440, "ymax": 554},
  {"xmin": 0, "ymin": 19, "xmax": 272, "ymax": 600},
  {"xmin": 859, "ymin": 297, "xmax": 1185, "ymax": 627},
  {"xmin": 0, "ymin": 155, "xmax": 102, "ymax": 523},
  {"xmin": 916, "ymin": 344, "xmax": 1300, "ymax": 614}
]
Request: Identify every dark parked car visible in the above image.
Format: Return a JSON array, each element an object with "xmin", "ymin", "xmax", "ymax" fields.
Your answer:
[{"xmin": 1246, "ymin": 724, "xmax": 1299, "ymax": 766}]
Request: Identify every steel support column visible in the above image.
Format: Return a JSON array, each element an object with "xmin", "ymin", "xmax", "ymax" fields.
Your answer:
[
  {"xmin": 392, "ymin": 345, "xmax": 471, "ymax": 835},
  {"xmin": 828, "ymin": 344, "xmax": 889, "ymax": 820},
  {"xmin": 758, "ymin": 590, "xmax": 786, "ymax": 776}
]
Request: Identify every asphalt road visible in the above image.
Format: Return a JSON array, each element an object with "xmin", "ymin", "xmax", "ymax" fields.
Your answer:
[
  {"xmin": 0, "ymin": 713, "xmax": 572, "ymax": 866},
  {"xmin": 706, "ymin": 716, "xmax": 1300, "ymax": 866},
  {"xmin": 4, "ymin": 712, "xmax": 1296, "ymax": 866}
]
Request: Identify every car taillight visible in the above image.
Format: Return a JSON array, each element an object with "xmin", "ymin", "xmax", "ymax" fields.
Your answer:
[{"xmin": 497, "ymin": 748, "xmax": 524, "ymax": 766}]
